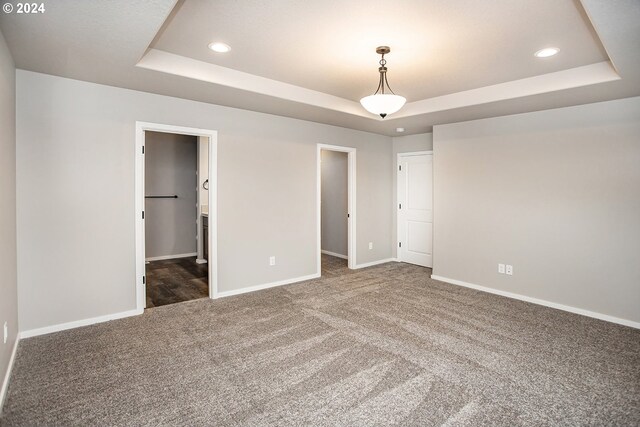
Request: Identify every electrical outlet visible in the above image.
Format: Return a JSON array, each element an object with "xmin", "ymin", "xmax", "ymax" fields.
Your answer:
[
  {"xmin": 269, "ymin": 256, "xmax": 276, "ymax": 266},
  {"xmin": 3, "ymin": 321, "xmax": 7, "ymax": 344},
  {"xmin": 506, "ymin": 265, "xmax": 513, "ymax": 275},
  {"xmin": 498, "ymin": 263, "xmax": 505, "ymax": 274},
  {"xmin": 368, "ymin": 242, "xmax": 373, "ymax": 250}
]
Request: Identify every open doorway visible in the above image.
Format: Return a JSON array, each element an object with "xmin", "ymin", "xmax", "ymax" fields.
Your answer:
[
  {"xmin": 143, "ymin": 131, "xmax": 206, "ymax": 307},
  {"xmin": 317, "ymin": 144, "xmax": 356, "ymax": 276},
  {"xmin": 135, "ymin": 123, "xmax": 218, "ymax": 311}
]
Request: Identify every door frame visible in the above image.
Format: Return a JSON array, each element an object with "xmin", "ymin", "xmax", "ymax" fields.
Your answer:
[
  {"xmin": 396, "ymin": 150, "xmax": 433, "ymax": 264},
  {"xmin": 317, "ymin": 144, "xmax": 356, "ymax": 272},
  {"xmin": 135, "ymin": 122, "xmax": 218, "ymax": 311}
]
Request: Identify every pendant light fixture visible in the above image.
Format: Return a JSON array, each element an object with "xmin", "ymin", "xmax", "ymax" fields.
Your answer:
[{"xmin": 360, "ymin": 46, "xmax": 406, "ymax": 118}]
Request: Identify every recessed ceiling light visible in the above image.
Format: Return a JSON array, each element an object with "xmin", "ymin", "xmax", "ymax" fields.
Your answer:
[
  {"xmin": 534, "ymin": 47, "xmax": 559, "ymax": 58},
  {"xmin": 208, "ymin": 42, "xmax": 231, "ymax": 53},
  {"xmin": 396, "ymin": 127, "xmax": 405, "ymax": 133}
]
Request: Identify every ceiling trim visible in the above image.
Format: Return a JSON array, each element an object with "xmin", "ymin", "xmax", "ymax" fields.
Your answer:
[
  {"xmin": 138, "ymin": 49, "xmax": 619, "ymax": 122},
  {"xmin": 137, "ymin": 49, "xmax": 371, "ymax": 118},
  {"xmin": 393, "ymin": 61, "xmax": 619, "ymax": 119}
]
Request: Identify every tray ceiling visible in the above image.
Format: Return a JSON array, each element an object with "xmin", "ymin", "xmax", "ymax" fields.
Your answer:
[{"xmin": 1, "ymin": 0, "xmax": 638, "ymax": 136}]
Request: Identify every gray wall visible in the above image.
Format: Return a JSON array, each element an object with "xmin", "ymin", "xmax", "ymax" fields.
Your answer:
[
  {"xmin": 321, "ymin": 150, "xmax": 348, "ymax": 257},
  {"xmin": 16, "ymin": 70, "xmax": 393, "ymax": 332},
  {"xmin": 433, "ymin": 97, "xmax": 640, "ymax": 324},
  {"xmin": 391, "ymin": 133, "xmax": 433, "ymax": 258},
  {"xmin": 144, "ymin": 131, "xmax": 197, "ymax": 259},
  {"xmin": 196, "ymin": 136, "xmax": 209, "ymax": 260},
  {"xmin": 0, "ymin": 28, "xmax": 18, "ymax": 408}
]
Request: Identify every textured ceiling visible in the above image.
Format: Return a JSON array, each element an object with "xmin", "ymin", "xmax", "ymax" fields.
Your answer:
[
  {"xmin": 0, "ymin": 0, "xmax": 176, "ymax": 82},
  {"xmin": 152, "ymin": 0, "xmax": 608, "ymax": 102},
  {"xmin": 0, "ymin": 0, "xmax": 638, "ymax": 136}
]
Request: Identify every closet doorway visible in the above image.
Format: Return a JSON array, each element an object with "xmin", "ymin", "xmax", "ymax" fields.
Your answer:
[
  {"xmin": 135, "ymin": 122, "xmax": 218, "ymax": 311},
  {"xmin": 143, "ymin": 131, "xmax": 205, "ymax": 307},
  {"xmin": 316, "ymin": 144, "xmax": 356, "ymax": 275}
]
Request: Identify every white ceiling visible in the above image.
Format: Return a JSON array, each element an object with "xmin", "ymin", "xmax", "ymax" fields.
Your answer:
[
  {"xmin": 1, "ymin": 0, "xmax": 638, "ymax": 136},
  {"xmin": 153, "ymin": 0, "xmax": 608, "ymax": 102}
]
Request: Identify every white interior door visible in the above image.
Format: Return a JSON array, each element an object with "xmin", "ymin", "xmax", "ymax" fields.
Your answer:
[{"xmin": 398, "ymin": 153, "xmax": 433, "ymax": 267}]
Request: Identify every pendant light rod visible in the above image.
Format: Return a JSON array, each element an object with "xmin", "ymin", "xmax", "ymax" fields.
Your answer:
[
  {"xmin": 373, "ymin": 46, "xmax": 396, "ymax": 96},
  {"xmin": 360, "ymin": 46, "xmax": 406, "ymax": 119}
]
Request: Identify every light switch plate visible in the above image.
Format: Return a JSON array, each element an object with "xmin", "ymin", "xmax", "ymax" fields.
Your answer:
[
  {"xmin": 498, "ymin": 264, "xmax": 505, "ymax": 274},
  {"xmin": 506, "ymin": 265, "xmax": 513, "ymax": 275}
]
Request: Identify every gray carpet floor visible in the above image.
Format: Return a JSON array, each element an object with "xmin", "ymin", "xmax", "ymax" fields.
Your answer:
[{"xmin": 1, "ymin": 255, "xmax": 639, "ymax": 426}]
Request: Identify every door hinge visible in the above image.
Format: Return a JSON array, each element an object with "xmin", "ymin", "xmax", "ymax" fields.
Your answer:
[
  {"xmin": 399, "ymin": 203, "xmax": 402, "ymax": 209},
  {"xmin": 399, "ymin": 242, "xmax": 402, "ymax": 247},
  {"xmin": 399, "ymin": 165, "xmax": 402, "ymax": 171},
  {"xmin": 142, "ymin": 211, "xmax": 145, "ymax": 219},
  {"xmin": 142, "ymin": 146, "xmax": 145, "ymax": 154},
  {"xmin": 142, "ymin": 275, "xmax": 146, "ymax": 284},
  {"xmin": 347, "ymin": 213, "xmax": 350, "ymax": 218}
]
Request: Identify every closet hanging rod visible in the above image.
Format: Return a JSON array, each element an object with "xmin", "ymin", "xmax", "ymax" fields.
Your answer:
[{"xmin": 145, "ymin": 195, "xmax": 178, "ymax": 199}]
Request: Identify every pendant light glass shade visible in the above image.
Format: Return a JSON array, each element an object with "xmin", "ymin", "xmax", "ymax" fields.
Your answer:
[
  {"xmin": 360, "ymin": 94, "xmax": 406, "ymax": 116},
  {"xmin": 360, "ymin": 46, "xmax": 405, "ymax": 118}
]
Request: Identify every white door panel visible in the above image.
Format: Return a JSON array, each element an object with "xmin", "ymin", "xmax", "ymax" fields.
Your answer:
[
  {"xmin": 407, "ymin": 163, "xmax": 430, "ymax": 210},
  {"xmin": 407, "ymin": 221, "xmax": 431, "ymax": 254},
  {"xmin": 398, "ymin": 153, "xmax": 433, "ymax": 267}
]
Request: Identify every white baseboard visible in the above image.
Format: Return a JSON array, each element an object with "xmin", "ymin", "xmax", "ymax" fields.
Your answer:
[
  {"xmin": 353, "ymin": 258, "xmax": 396, "ymax": 269},
  {"xmin": 195, "ymin": 258, "xmax": 208, "ymax": 264},
  {"xmin": 19, "ymin": 308, "xmax": 144, "ymax": 339},
  {"xmin": 215, "ymin": 273, "xmax": 321, "ymax": 299},
  {"xmin": 0, "ymin": 335, "xmax": 20, "ymax": 414},
  {"xmin": 145, "ymin": 252, "xmax": 197, "ymax": 262},
  {"xmin": 321, "ymin": 250, "xmax": 348, "ymax": 260},
  {"xmin": 430, "ymin": 275, "xmax": 640, "ymax": 330}
]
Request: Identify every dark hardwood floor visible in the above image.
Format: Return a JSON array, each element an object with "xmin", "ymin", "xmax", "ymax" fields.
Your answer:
[
  {"xmin": 145, "ymin": 257, "xmax": 208, "ymax": 308},
  {"xmin": 145, "ymin": 254, "xmax": 342, "ymax": 308}
]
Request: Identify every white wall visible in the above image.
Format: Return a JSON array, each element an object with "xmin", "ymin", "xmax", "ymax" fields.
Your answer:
[
  {"xmin": 144, "ymin": 131, "xmax": 198, "ymax": 259},
  {"xmin": 321, "ymin": 150, "xmax": 348, "ymax": 257},
  {"xmin": 15, "ymin": 70, "xmax": 393, "ymax": 332},
  {"xmin": 391, "ymin": 133, "xmax": 433, "ymax": 258},
  {"xmin": 433, "ymin": 97, "xmax": 640, "ymax": 325}
]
